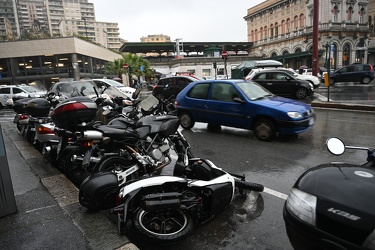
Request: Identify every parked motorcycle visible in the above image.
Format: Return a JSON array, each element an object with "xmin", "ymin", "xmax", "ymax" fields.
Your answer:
[
  {"xmin": 50, "ymin": 89, "xmax": 182, "ymax": 186},
  {"xmin": 79, "ymin": 155, "xmax": 264, "ymax": 244},
  {"xmin": 283, "ymin": 137, "xmax": 375, "ymax": 250}
]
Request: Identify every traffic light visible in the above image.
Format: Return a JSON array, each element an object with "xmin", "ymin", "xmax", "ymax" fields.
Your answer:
[
  {"xmin": 213, "ymin": 62, "xmax": 217, "ymax": 69},
  {"xmin": 128, "ymin": 65, "xmax": 133, "ymax": 74}
]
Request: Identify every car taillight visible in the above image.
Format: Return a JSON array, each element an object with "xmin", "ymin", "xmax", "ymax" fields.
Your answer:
[
  {"xmin": 174, "ymin": 100, "xmax": 178, "ymax": 107},
  {"xmin": 153, "ymin": 85, "xmax": 157, "ymax": 89},
  {"xmin": 370, "ymin": 64, "xmax": 373, "ymax": 71}
]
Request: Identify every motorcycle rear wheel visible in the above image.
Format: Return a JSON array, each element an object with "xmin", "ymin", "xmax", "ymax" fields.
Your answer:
[
  {"xmin": 133, "ymin": 208, "xmax": 193, "ymax": 245},
  {"xmin": 96, "ymin": 156, "xmax": 138, "ymax": 182},
  {"xmin": 235, "ymin": 179, "xmax": 264, "ymax": 192}
]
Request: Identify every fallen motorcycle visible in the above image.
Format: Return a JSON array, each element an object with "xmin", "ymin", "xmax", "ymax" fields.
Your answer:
[
  {"xmin": 79, "ymin": 155, "xmax": 264, "ymax": 245},
  {"xmin": 283, "ymin": 137, "xmax": 375, "ymax": 250}
]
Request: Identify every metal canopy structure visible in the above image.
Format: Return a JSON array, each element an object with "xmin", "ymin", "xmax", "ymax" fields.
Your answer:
[{"xmin": 119, "ymin": 42, "xmax": 254, "ymax": 54}]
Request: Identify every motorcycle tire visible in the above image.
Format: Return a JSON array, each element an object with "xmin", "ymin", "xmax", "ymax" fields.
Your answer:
[
  {"xmin": 235, "ymin": 179, "xmax": 264, "ymax": 192},
  {"xmin": 64, "ymin": 148, "xmax": 92, "ymax": 187},
  {"xmin": 133, "ymin": 208, "xmax": 194, "ymax": 245},
  {"xmin": 96, "ymin": 156, "xmax": 139, "ymax": 182}
]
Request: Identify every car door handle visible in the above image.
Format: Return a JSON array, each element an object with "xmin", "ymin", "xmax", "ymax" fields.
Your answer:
[{"xmin": 267, "ymin": 82, "xmax": 273, "ymax": 85}]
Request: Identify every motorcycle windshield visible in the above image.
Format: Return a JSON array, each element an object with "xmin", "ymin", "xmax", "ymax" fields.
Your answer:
[{"xmin": 103, "ymin": 86, "xmax": 130, "ymax": 99}]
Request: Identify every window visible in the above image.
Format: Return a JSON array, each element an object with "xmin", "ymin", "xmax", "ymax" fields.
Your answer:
[
  {"xmin": 13, "ymin": 87, "xmax": 24, "ymax": 94},
  {"xmin": 187, "ymin": 83, "xmax": 209, "ymax": 99},
  {"xmin": 211, "ymin": 83, "xmax": 240, "ymax": 102},
  {"xmin": 332, "ymin": 6, "xmax": 338, "ymax": 22},
  {"xmin": 0, "ymin": 87, "xmax": 11, "ymax": 94},
  {"xmin": 347, "ymin": 6, "xmax": 353, "ymax": 23}
]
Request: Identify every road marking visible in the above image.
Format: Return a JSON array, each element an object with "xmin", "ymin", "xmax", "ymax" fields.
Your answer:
[
  {"xmin": 25, "ymin": 204, "xmax": 57, "ymax": 213},
  {"xmin": 263, "ymin": 187, "xmax": 288, "ymax": 200}
]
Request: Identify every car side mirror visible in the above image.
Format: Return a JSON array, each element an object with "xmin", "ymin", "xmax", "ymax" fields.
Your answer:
[{"xmin": 233, "ymin": 97, "xmax": 245, "ymax": 104}]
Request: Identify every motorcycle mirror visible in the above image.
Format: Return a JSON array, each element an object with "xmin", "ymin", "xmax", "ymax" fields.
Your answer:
[{"xmin": 326, "ymin": 137, "xmax": 346, "ymax": 155}]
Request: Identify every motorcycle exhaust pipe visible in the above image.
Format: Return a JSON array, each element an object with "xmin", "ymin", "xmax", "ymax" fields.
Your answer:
[{"xmin": 75, "ymin": 130, "xmax": 103, "ymax": 140}]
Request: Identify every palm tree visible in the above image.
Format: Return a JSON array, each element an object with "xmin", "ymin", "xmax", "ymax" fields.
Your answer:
[{"xmin": 105, "ymin": 53, "xmax": 153, "ymax": 85}]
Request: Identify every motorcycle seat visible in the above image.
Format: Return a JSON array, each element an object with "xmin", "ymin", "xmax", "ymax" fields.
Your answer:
[{"xmin": 95, "ymin": 125, "xmax": 139, "ymax": 138}]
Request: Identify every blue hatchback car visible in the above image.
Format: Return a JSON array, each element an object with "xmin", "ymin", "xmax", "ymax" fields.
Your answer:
[{"xmin": 175, "ymin": 80, "xmax": 315, "ymax": 141}]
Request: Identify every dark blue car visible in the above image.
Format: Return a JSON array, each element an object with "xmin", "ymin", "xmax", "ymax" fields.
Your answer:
[
  {"xmin": 329, "ymin": 64, "xmax": 374, "ymax": 85},
  {"xmin": 175, "ymin": 80, "xmax": 315, "ymax": 141}
]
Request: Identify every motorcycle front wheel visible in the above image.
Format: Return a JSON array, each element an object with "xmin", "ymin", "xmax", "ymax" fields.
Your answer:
[{"xmin": 133, "ymin": 208, "xmax": 194, "ymax": 245}]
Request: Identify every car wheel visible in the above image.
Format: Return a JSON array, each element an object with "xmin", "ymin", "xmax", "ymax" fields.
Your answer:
[
  {"xmin": 295, "ymin": 88, "xmax": 308, "ymax": 99},
  {"xmin": 179, "ymin": 112, "xmax": 195, "ymax": 129},
  {"xmin": 329, "ymin": 78, "xmax": 335, "ymax": 86},
  {"xmin": 253, "ymin": 119, "xmax": 276, "ymax": 141},
  {"xmin": 362, "ymin": 76, "xmax": 371, "ymax": 84}
]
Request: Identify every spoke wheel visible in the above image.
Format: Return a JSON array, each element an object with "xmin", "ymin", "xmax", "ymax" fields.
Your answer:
[
  {"xmin": 133, "ymin": 208, "xmax": 193, "ymax": 244},
  {"xmin": 362, "ymin": 77, "xmax": 371, "ymax": 84},
  {"xmin": 179, "ymin": 112, "xmax": 195, "ymax": 129},
  {"xmin": 295, "ymin": 87, "xmax": 308, "ymax": 99},
  {"xmin": 253, "ymin": 119, "xmax": 276, "ymax": 142}
]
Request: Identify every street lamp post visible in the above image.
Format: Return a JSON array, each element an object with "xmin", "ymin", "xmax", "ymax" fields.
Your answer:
[{"xmin": 324, "ymin": 41, "xmax": 331, "ymax": 102}]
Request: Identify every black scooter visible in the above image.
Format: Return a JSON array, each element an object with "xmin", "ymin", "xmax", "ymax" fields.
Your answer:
[{"xmin": 283, "ymin": 137, "xmax": 375, "ymax": 250}]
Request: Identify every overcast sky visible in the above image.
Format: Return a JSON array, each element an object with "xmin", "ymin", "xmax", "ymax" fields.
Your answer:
[{"xmin": 90, "ymin": 0, "xmax": 265, "ymax": 42}]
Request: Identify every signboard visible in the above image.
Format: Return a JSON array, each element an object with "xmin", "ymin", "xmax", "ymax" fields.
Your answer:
[{"xmin": 221, "ymin": 50, "xmax": 228, "ymax": 59}]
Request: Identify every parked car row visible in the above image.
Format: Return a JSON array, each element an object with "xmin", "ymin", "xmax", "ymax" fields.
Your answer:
[{"xmin": 0, "ymin": 84, "xmax": 47, "ymax": 108}]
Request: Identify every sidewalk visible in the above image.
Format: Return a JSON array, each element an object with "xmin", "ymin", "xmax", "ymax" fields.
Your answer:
[{"xmin": 0, "ymin": 122, "xmax": 138, "ymax": 250}]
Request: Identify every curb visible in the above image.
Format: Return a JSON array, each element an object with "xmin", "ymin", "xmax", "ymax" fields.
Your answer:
[
  {"xmin": 311, "ymin": 101, "xmax": 375, "ymax": 111},
  {"xmin": 2, "ymin": 122, "xmax": 139, "ymax": 250}
]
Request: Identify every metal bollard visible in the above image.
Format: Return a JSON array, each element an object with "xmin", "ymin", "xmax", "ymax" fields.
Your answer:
[{"xmin": 0, "ymin": 124, "xmax": 17, "ymax": 217}]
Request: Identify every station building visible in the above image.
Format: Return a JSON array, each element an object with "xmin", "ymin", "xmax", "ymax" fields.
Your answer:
[{"xmin": 0, "ymin": 37, "xmax": 122, "ymax": 88}]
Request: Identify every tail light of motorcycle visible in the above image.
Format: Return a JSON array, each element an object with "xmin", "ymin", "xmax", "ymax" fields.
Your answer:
[
  {"xmin": 80, "ymin": 140, "xmax": 93, "ymax": 150},
  {"xmin": 38, "ymin": 126, "xmax": 55, "ymax": 135},
  {"xmin": 19, "ymin": 114, "xmax": 29, "ymax": 120}
]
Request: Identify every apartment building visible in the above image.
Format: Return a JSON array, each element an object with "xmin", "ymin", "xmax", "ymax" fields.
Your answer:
[
  {"xmin": 245, "ymin": 0, "xmax": 370, "ymax": 69},
  {"xmin": 141, "ymin": 34, "xmax": 171, "ymax": 43},
  {"xmin": 0, "ymin": 0, "xmax": 122, "ymax": 50}
]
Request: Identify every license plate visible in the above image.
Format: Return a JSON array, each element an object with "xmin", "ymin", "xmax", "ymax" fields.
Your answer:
[{"xmin": 82, "ymin": 149, "xmax": 92, "ymax": 169}]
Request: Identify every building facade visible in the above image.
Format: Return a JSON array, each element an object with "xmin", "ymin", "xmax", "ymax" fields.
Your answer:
[
  {"xmin": 245, "ymin": 0, "xmax": 370, "ymax": 70},
  {"xmin": 0, "ymin": 0, "xmax": 122, "ymax": 50},
  {"xmin": 0, "ymin": 37, "xmax": 122, "ymax": 87},
  {"xmin": 140, "ymin": 34, "xmax": 171, "ymax": 43}
]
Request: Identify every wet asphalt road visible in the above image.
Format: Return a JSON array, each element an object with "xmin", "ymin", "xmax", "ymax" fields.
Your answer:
[{"xmin": 1, "ymin": 81, "xmax": 375, "ymax": 250}]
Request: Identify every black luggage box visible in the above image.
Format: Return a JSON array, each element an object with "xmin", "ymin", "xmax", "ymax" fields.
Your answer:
[
  {"xmin": 51, "ymin": 97, "xmax": 97, "ymax": 130},
  {"xmin": 79, "ymin": 172, "xmax": 119, "ymax": 210},
  {"xmin": 24, "ymin": 98, "xmax": 51, "ymax": 117},
  {"xmin": 12, "ymin": 97, "xmax": 32, "ymax": 114}
]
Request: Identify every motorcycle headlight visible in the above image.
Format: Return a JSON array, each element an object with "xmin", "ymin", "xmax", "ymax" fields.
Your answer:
[
  {"xmin": 286, "ymin": 188, "xmax": 317, "ymax": 226},
  {"xmin": 287, "ymin": 112, "xmax": 303, "ymax": 119}
]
